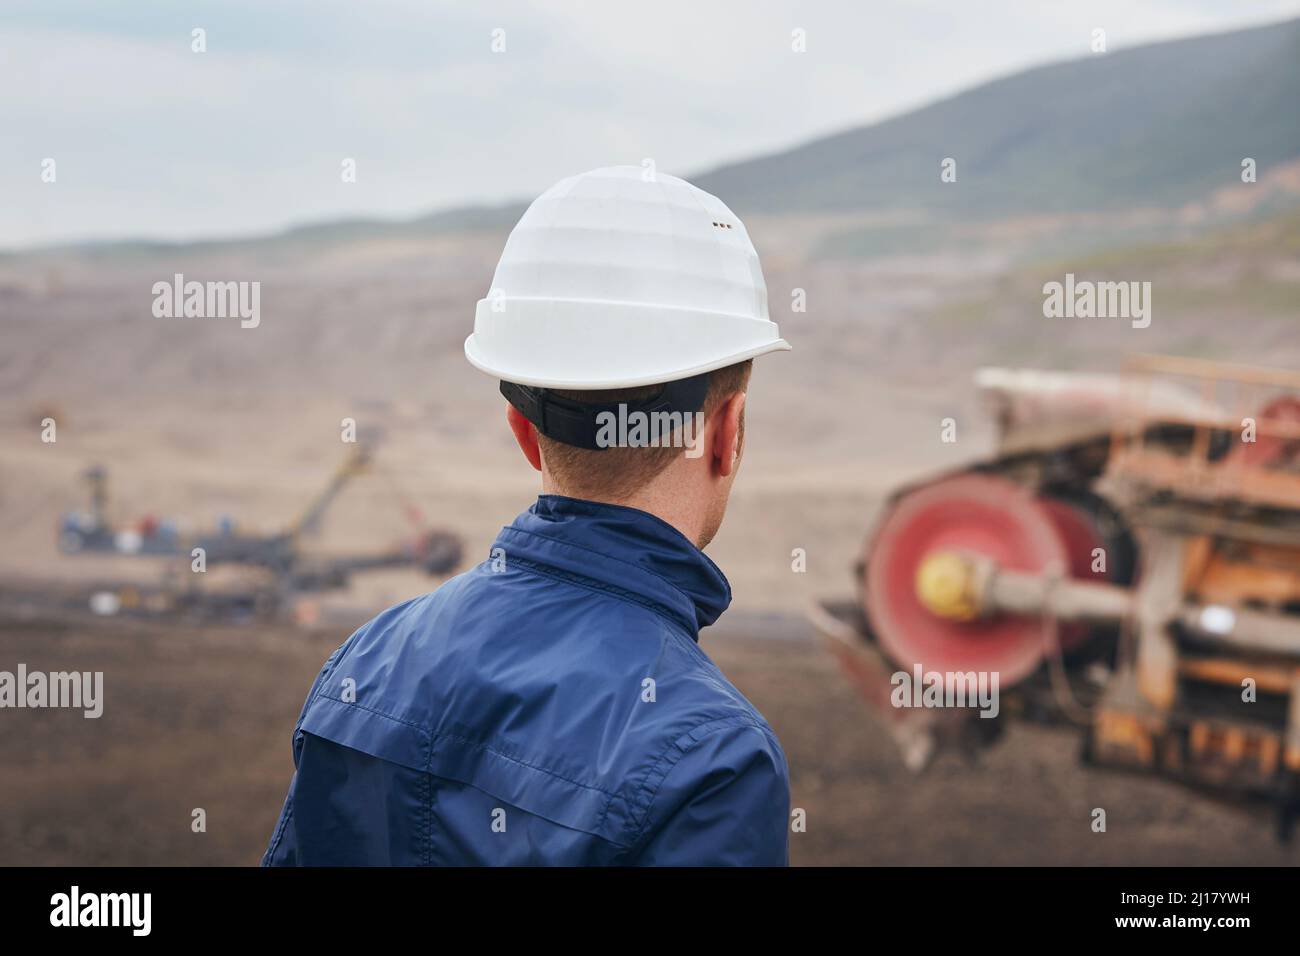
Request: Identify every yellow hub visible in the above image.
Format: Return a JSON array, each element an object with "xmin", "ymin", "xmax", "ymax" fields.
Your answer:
[{"xmin": 915, "ymin": 551, "xmax": 981, "ymax": 621}]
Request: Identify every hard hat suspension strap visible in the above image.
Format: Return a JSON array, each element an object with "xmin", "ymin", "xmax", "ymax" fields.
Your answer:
[{"xmin": 500, "ymin": 372, "xmax": 711, "ymax": 452}]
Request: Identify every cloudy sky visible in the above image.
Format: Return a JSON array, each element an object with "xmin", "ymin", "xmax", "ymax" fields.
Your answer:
[{"xmin": 4, "ymin": 0, "xmax": 1298, "ymax": 248}]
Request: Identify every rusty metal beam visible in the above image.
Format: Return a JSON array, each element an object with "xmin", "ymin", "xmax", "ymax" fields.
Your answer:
[{"xmin": 943, "ymin": 552, "xmax": 1300, "ymax": 660}]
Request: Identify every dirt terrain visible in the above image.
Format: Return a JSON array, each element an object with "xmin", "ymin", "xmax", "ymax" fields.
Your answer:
[{"xmin": 1, "ymin": 612, "xmax": 1293, "ymax": 866}]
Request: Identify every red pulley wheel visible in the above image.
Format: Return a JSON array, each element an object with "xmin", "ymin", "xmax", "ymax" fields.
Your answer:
[
  {"xmin": 862, "ymin": 474, "xmax": 1068, "ymax": 686},
  {"xmin": 1240, "ymin": 395, "xmax": 1300, "ymax": 468},
  {"xmin": 1037, "ymin": 497, "xmax": 1108, "ymax": 651}
]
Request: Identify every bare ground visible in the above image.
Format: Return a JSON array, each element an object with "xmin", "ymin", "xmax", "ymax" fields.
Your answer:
[{"xmin": 1, "ymin": 613, "xmax": 1294, "ymax": 866}]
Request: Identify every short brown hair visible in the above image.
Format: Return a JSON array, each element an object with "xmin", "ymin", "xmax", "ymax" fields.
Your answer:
[{"xmin": 537, "ymin": 360, "xmax": 752, "ymax": 500}]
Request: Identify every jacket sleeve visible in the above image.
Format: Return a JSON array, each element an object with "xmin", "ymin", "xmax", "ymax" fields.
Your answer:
[
  {"xmin": 632, "ymin": 720, "xmax": 791, "ymax": 866},
  {"xmin": 260, "ymin": 643, "xmax": 349, "ymax": 867}
]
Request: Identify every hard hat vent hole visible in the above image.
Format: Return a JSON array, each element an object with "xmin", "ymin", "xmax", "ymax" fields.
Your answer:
[{"xmin": 711, "ymin": 221, "xmax": 733, "ymax": 230}]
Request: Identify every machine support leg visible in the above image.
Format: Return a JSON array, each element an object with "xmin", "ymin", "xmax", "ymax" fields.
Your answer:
[{"xmin": 1134, "ymin": 533, "xmax": 1186, "ymax": 716}]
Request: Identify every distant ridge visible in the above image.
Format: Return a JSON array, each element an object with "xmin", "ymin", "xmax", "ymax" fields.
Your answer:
[
  {"xmin": 693, "ymin": 16, "xmax": 1300, "ymax": 217},
  {"xmin": 13, "ymin": 15, "xmax": 1298, "ymax": 258}
]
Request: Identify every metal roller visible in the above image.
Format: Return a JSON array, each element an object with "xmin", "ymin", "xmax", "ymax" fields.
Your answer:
[{"xmin": 861, "ymin": 474, "xmax": 1070, "ymax": 685}]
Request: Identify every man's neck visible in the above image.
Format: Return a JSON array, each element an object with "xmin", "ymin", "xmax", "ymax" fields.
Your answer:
[{"xmin": 543, "ymin": 481, "xmax": 705, "ymax": 548}]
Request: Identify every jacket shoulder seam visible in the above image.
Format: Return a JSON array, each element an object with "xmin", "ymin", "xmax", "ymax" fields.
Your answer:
[
  {"xmin": 309, "ymin": 693, "xmax": 619, "ymax": 798},
  {"xmin": 434, "ymin": 729, "xmax": 618, "ymax": 797},
  {"xmin": 313, "ymin": 692, "xmax": 431, "ymax": 736},
  {"xmin": 620, "ymin": 714, "xmax": 770, "ymax": 852}
]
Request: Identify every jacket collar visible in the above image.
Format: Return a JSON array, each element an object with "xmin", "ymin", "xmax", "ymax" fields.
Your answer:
[{"xmin": 491, "ymin": 495, "xmax": 731, "ymax": 639}]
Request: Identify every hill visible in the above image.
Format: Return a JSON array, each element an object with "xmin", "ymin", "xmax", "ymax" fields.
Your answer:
[{"xmin": 695, "ymin": 17, "xmax": 1300, "ymax": 218}]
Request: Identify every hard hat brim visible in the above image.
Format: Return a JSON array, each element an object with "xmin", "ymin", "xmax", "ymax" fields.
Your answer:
[{"xmin": 465, "ymin": 297, "xmax": 791, "ymax": 389}]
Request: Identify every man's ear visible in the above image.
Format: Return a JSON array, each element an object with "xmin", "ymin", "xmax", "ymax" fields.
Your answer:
[
  {"xmin": 506, "ymin": 404, "xmax": 543, "ymax": 472},
  {"xmin": 710, "ymin": 391, "xmax": 746, "ymax": 478}
]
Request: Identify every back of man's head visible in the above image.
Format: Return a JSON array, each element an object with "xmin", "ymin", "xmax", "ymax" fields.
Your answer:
[{"xmin": 536, "ymin": 360, "xmax": 752, "ymax": 502}]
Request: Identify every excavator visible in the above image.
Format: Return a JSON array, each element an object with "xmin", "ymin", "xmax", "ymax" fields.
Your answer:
[
  {"xmin": 56, "ymin": 442, "xmax": 462, "ymax": 619},
  {"xmin": 811, "ymin": 355, "xmax": 1300, "ymax": 837}
]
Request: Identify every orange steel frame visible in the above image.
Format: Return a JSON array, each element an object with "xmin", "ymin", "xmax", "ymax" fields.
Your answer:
[{"xmin": 1093, "ymin": 356, "xmax": 1300, "ymax": 819}]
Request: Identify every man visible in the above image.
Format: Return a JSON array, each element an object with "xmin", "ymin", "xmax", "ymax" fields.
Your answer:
[{"xmin": 263, "ymin": 166, "xmax": 792, "ymax": 865}]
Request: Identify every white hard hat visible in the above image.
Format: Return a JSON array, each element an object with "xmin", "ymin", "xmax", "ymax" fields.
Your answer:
[{"xmin": 464, "ymin": 165, "xmax": 790, "ymax": 390}]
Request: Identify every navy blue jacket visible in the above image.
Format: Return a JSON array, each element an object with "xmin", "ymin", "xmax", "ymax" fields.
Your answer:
[{"xmin": 263, "ymin": 495, "xmax": 790, "ymax": 865}]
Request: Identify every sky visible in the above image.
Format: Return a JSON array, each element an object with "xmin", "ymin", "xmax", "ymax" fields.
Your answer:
[{"xmin": 3, "ymin": 0, "xmax": 1298, "ymax": 248}]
